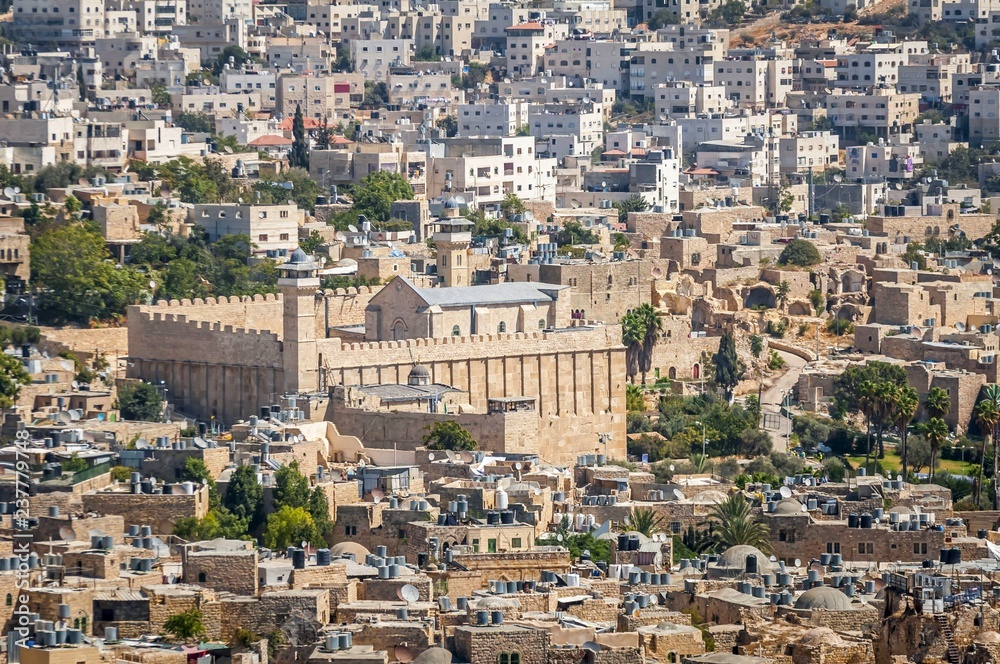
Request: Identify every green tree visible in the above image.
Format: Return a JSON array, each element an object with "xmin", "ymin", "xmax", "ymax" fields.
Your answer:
[
  {"xmin": 500, "ymin": 193, "xmax": 526, "ymax": 219},
  {"xmin": 110, "ymin": 466, "xmax": 132, "ymax": 482},
  {"xmin": 557, "ymin": 221, "xmax": 598, "ymax": 245},
  {"xmin": 713, "ymin": 330, "xmax": 743, "ymax": 402},
  {"xmin": 775, "ymin": 281, "xmax": 790, "ymax": 310},
  {"xmin": 300, "ymin": 230, "xmax": 325, "ymax": 255},
  {"xmin": 353, "ymin": 171, "xmax": 414, "ymax": 222},
  {"xmin": 974, "ymin": 395, "xmax": 998, "ymax": 506},
  {"xmin": 778, "ymin": 238, "xmax": 821, "ymax": 266},
  {"xmin": 289, "ymin": 105, "xmax": 309, "ymax": 170},
  {"xmin": 629, "ymin": 507, "xmax": 664, "ymax": 537},
  {"xmin": 173, "ymin": 508, "xmax": 249, "ymax": 541},
  {"xmin": 264, "ymin": 505, "xmax": 321, "ymax": 549},
  {"xmin": 273, "ymin": 460, "xmax": 312, "ymax": 510},
  {"xmin": 174, "ymin": 112, "xmax": 215, "ymax": 133},
  {"xmin": 919, "ymin": 417, "xmax": 949, "ymax": 482},
  {"xmin": 213, "ymin": 45, "xmax": 254, "ymax": 75},
  {"xmin": 423, "ymin": 420, "xmax": 478, "ymax": 451},
  {"xmin": 436, "ymin": 116, "xmax": 458, "ymax": 138},
  {"xmin": 224, "ymin": 464, "xmax": 264, "ymax": 531},
  {"xmin": 626, "ymin": 383, "xmax": 645, "ymax": 412},
  {"xmin": 63, "ymin": 454, "xmax": 88, "ymax": 473},
  {"xmin": 415, "ymin": 45, "xmax": 440, "ymax": 61},
  {"xmin": 925, "ymin": 386, "xmax": 950, "ymax": 420},
  {"xmin": 808, "ymin": 289, "xmax": 825, "ymax": 315},
  {"xmin": 895, "ymin": 386, "xmax": 919, "ymax": 483},
  {"xmin": 164, "ymin": 608, "xmax": 206, "ymax": 641},
  {"xmin": 621, "ymin": 304, "xmax": 662, "ymax": 384},
  {"xmin": 32, "ymin": 223, "xmax": 148, "ymax": 323},
  {"xmin": 117, "ymin": 382, "xmax": 164, "ymax": 421},
  {"xmin": 646, "ymin": 8, "xmax": 679, "ymax": 28},
  {"xmin": 901, "ymin": 242, "xmax": 927, "ymax": 269},
  {"xmin": 704, "ymin": 493, "xmax": 770, "ymax": 551},
  {"xmin": 0, "ymin": 353, "xmax": 30, "ymax": 409},
  {"xmin": 613, "ymin": 195, "xmax": 650, "ymax": 224},
  {"xmin": 151, "ymin": 83, "xmax": 170, "ymax": 107},
  {"xmin": 977, "ymin": 384, "xmax": 1000, "ymax": 507}
]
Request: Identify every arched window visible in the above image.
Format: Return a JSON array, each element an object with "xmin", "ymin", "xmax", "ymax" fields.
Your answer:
[
  {"xmin": 538, "ymin": 319, "xmax": 545, "ymax": 329},
  {"xmin": 498, "ymin": 321, "xmax": 507, "ymax": 333},
  {"xmin": 498, "ymin": 654, "xmax": 521, "ymax": 664},
  {"xmin": 198, "ymin": 571, "xmax": 207, "ymax": 582},
  {"xmin": 5, "ymin": 593, "xmax": 11, "ymax": 606},
  {"xmin": 452, "ymin": 325, "xmax": 461, "ymax": 336}
]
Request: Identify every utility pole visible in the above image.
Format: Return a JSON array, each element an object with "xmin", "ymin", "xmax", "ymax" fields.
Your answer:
[{"xmin": 808, "ymin": 165, "xmax": 815, "ymax": 220}]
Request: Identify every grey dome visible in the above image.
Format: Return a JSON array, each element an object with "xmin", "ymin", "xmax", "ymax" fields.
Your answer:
[
  {"xmin": 716, "ymin": 545, "xmax": 777, "ymax": 573},
  {"xmin": 413, "ymin": 648, "xmax": 453, "ymax": 664},
  {"xmin": 444, "ymin": 197, "xmax": 460, "ymax": 209},
  {"xmin": 794, "ymin": 586, "xmax": 853, "ymax": 611},
  {"xmin": 330, "ymin": 542, "xmax": 370, "ymax": 559},
  {"xmin": 474, "ymin": 596, "xmax": 521, "ymax": 610},
  {"xmin": 289, "ymin": 247, "xmax": 309, "ymax": 263},
  {"xmin": 773, "ymin": 499, "xmax": 804, "ymax": 515},
  {"xmin": 408, "ymin": 364, "xmax": 431, "ymax": 385}
]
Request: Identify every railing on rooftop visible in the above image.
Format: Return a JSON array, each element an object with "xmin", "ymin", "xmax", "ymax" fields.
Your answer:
[{"xmin": 72, "ymin": 461, "xmax": 113, "ymax": 485}]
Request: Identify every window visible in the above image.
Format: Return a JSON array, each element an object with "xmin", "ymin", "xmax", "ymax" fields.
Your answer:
[
  {"xmin": 498, "ymin": 654, "xmax": 521, "ymax": 664},
  {"xmin": 452, "ymin": 325, "xmax": 461, "ymax": 336},
  {"xmin": 826, "ymin": 542, "xmax": 840, "ymax": 554},
  {"xmin": 258, "ymin": 234, "xmax": 268, "ymax": 242},
  {"xmin": 498, "ymin": 321, "xmax": 507, "ymax": 333},
  {"xmin": 488, "ymin": 538, "xmax": 497, "ymax": 553},
  {"xmin": 198, "ymin": 571, "xmax": 207, "ymax": 582},
  {"xmin": 511, "ymin": 538, "xmax": 522, "ymax": 548},
  {"xmin": 914, "ymin": 542, "xmax": 928, "ymax": 555},
  {"xmin": 279, "ymin": 233, "xmax": 289, "ymax": 241},
  {"xmin": 345, "ymin": 525, "xmax": 357, "ymax": 536},
  {"xmin": 538, "ymin": 319, "xmax": 545, "ymax": 329},
  {"xmin": 858, "ymin": 542, "xmax": 874, "ymax": 555},
  {"xmin": 5, "ymin": 593, "xmax": 10, "ymax": 606}
]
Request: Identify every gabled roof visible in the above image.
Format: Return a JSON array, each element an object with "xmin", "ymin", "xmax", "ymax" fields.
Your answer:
[
  {"xmin": 393, "ymin": 276, "xmax": 568, "ymax": 308},
  {"xmin": 249, "ymin": 135, "xmax": 293, "ymax": 146}
]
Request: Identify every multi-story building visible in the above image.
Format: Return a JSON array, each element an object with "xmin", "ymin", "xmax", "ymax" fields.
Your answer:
[
  {"xmin": 714, "ymin": 57, "xmax": 795, "ymax": 109},
  {"xmin": 778, "ymin": 131, "xmax": 840, "ymax": 175},
  {"xmin": 654, "ymin": 81, "xmax": 731, "ymax": 120},
  {"xmin": 190, "ymin": 204, "xmax": 305, "ymax": 256},
  {"xmin": 506, "ymin": 21, "xmax": 569, "ymax": 78},
  {"xmin": 629, "ymin": 42, "xmax": 718, "ymax": 97},
  {"xmin": 13, "ymin": 0, "xmax": 106, "ymax": 48},
  {"xmin": 969, "ymin": 86, "xmax": 1000, "ymax": 147},
  {"xmin": 351, "ymin": 38, "xmax": 412, "ymax": 82},
  {"xmin": 172, "ymin": 19, "xmax": 247, "ymax": 63},
  {"xmin": 456, "ymin": 102, "xmax": 530, "ymax": 138},
  {"xmin": 528, "ymin": 100, "xmax": 604, "ymax": 160},
  {"xmin": 220, "ymin": 69, "xmax": 277, "ymax": 111},
  {"xmin": 275, "ymin": 72, "xmax": 364, "ymax": 121},
  {"xmin": 270, "ymin": 36, "xmax": 337, "ymax": 73},
  {"xmin": 187, "ymin": 0, "xmax": 250, "ymax": 23},
  {"xmin": 426, "ymin": 136, "xmax": 557, "ymax": 205},
  {"xmin": 844, "ymin": 142, "xmax": 922, "ymax": 182},
  {"xmin": 825, "ymin": 89, "xmax": 920, "ymax": 140}
]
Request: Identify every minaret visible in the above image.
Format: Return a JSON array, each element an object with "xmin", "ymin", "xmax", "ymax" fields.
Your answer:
[
  {"xmin": 434, "ymin": 198, "xmax": 473, "ymax": 287},
  {"xmin": 279, "ymin": 247, "xmax": 320, "ymax": 395}
]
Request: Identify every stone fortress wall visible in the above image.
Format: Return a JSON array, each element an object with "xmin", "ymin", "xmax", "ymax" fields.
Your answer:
[{"xmin": 127, "ymin": 289, "xmax": 627, "ymax": 463}]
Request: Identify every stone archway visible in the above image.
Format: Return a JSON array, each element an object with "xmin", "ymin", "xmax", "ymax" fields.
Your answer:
[{"xmin": 744, "ymin": 286, "xmax": 776, "ymax": 309}]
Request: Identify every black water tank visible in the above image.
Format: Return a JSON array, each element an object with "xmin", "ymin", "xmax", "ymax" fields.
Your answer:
[
  {"xmin": 860, "ymin": 513, "xmax": 873, "ymax": 529},
  {"xmin": 979, "ymin": 529, "xmax": 988, "ymax": 539},
  {"xmin": 292, "ymin": 548, "xmax": 306, "ymax": 569},
  {"xmin": 618, "ymin": 533, "xmax": 629, "ymax": 551},
  {"xmin": 847, "ymin": 513, "xmax": 860, "ymax": 528},
  {"xmin": 819, "ymin": 214, "xmax": 830, "ymax": 224}
]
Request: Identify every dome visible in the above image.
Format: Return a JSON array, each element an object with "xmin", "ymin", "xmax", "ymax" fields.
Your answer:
[
  {"xmin": 474, "ymin": 596, "xmax": 521, "ymax": 610},
  {"xmin": 716, "ymin": 545, "xmax": 777, "ymax": 574},
  {"xmin": 289, "ymin": 247, "xmax": 309, "ymax": 264},
  {"xmin": 444, "ymin": 197, "xmax": 461, "ymax": 209},
  {"xmin": 798, "ymin": 627, "xmax": 843, "ymax": 647},
  {"xmin": 794, "ymin": 586, "xmax": 853, "ymax": 611},
  {"xmin": 976, "ymin": 631, "xmax": 1000, "ymax": 645},
  {"xmin": 413, "ymin": 648, "xmax": 453, "ymax": 664},
  {"xmin": 408, "ymin": 364, "xmax": 432, "ymax": 386},
  {"xmin": 773, "ymin": 499, "xmax": 805, "ymax": 515},
  {"xmin": 689, "ymin": 489, "xmax": 728, "ymax": 505},
  {"xmin": 330, "ymin": 541, "xmax": 370, "ymax": 559}
]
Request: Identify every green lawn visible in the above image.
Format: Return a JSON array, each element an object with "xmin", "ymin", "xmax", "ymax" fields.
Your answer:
[{"xmin": 845, "ymin": 451, "xmax": 969, "ymax": 476}]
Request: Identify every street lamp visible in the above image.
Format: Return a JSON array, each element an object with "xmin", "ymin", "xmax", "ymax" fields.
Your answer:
[{"xmin": 694, "ymin": 420, "xmax": 707, "ymax": 460}]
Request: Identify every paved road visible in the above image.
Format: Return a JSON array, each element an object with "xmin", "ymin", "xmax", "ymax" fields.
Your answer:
[{"xmin": 761, "ymin": 349, "xmax": 808, "ymax": 454}]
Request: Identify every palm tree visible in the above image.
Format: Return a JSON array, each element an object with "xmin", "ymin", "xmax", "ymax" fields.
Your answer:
[
  {"xmin": 704, "ymin": 493, "xmax": 771, "ymax": 552},
  {"xmin": 857, "ymin": 380, "xmax": 877, "ymax": 471},
  {"xmin": 980, "ymin": 384, "xmax": 1000, "ymax": 508},
  {"xmin": 621, "ymin": 305, "xmax": 662, "ymax": 384},
  {"xmin": 895, "ymin": 386, "xmax": 919, "ymax": 481},
  {"xmin": 629, "ymin": 507, "xmax": 664, "ymax": 538},
  {"xmin": 925, "ymin": 387, "xmax": 950, "ymax": 420},
  {"xmin": 775, "ymin": 281, "xmax": 790, "ymax": 311},
  {"xmin": 873, "ymin": 381, "xmax": 899, "ymax": 460},
  {"xmin": 689, "ymin": 453, "xmax": 709, "ymax": 473},
  {"xmin": 919, "ymin": 418, "xmax": 949, "ymax": 483},
  {"xmin": 974, "ymin": 398, "xmax": 998, "ymax": 506}
]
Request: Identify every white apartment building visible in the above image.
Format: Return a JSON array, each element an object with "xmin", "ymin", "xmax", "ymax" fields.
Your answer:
[
  {"xmin": 268, "ymin": 36, "xmax": 335, "ymax": 73},
  {"xmin": 969, "ymin": 86, "xmax": 1000, "ymax": 147},
  {"xmin": 675, "ymin": 112, "xmax": 781, "ymax": 156},
  {"xmin": 187, "ymin": 0, "xmax": 250, "ymax": 23},
  {"xmin": 914, "ymin": 121, "xmax": 962, "ymax": 164},
  {"xmin": 351, "ymin": 39, "xmax": 412, "ymax": 82},
  {"xmin": 714, "ymin": 58, "xmax": 794, "ymax": 109},
  {"xmin": 172, "ymin": 20, "xmax": 247, "ymax": 63},
  {"xmin": 629, "ymin": 43, "xmax": 716, "ymax": 97},
  {"xmin": 529, "ymin": 101, "xmax": 604, "ymax": 160},
  {"xmin": 131, "ymin": 0, "xmax": 186, "ymax": 33},
  {"xmin": 276, "ymin": 73, "xmax": 364, "ymax": 121},
  {"xmin": 506, "ymin": 21, "xmax": 569, "ymax": 77},
  {"xmin": 426, "ymin": 136, "xmax": 557, "ymax": 204},
  {"xmin": 778, "ymin": 131, "xmax": 839, "ymax": 174},
  {"xmin": 190, "ymin": 204, "xmax": 304, "ymax": 256},
  {"xmin": 301, "ymin": 3, "xmax": 366, "ymax": 39},
  {"xmin": 215, "ymin": 117, "xmax": 275, "ymax": 145},
  {"xmin": 13, "ymin": 0, "xmax": 106, "ymax": 47},
  {"xmin": 220, "ymin": 69, "xmax": 277, "ymax": 111},
  {"xmin": 654, "ymin": 81, "xmax": 731, "ymax": 120},
  {"xmin": 825, "ymin": 90, "xmax": 920, "ymax": 138},
  {"xmin": 456, "ymin": 102, "xmax": 529, "ymax": 138},
  {"xmin": 845, "ymin": 143, "xmax": 922, "ymax": 182},
  {"xmin": 473, "ymin": 4, "xmax": 530, "ymax": 51}
]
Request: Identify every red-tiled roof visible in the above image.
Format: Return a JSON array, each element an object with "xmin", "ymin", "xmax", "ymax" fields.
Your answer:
[
  {"xmin": 685, "ymin": 167, "xmax": 719, "ymax": 176},
  {"xmin": 249, "ymin": 135, "xmax": 293, "ymax": 146},
  {"xmin": 507, "ymin": 22, "xmax": 545, "ymax": 30},
  {"xmin": 277, "ymin": 116, "xmax": 322, "ymax": 130},
  {"xmin": 602, "ymin": 149, "xmax": 627, "ymax": 156}
]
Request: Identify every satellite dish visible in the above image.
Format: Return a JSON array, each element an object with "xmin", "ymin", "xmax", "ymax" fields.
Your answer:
[
  {"xmin": 55, "ymin": 411, "xmax": 72, "ymax": 425},
  {"xmin": 348, "ymin": 224, "xmax": 359, "ymax": 233},
  {"xmin": 427, "ymin": 453, "xmax": 435, "ymax": 461},
  {"xmin": 779, "ymin": 486, "xmax": 792, "ymax": 499},
  {"xmin": 259, "ymin": 212, "xmax": 266, "ymax": 218},
  {"xmin": 671, "ymin": 488, "xmax": 685, "ymax": 501},
  {"xmin": 514, "ymin": 462, "xmax": 522, "ymax": 470},
  {"xmin": 394, "ymin": 647, "xmax": 414, "ymax": 663},
  {"xmin": 335, "ymin": 231, "xmax": 346, "ymax": 241},
  {"xmin": 956, "ymin": 322, "xmax": 966, "ymax": 332},
  {"xmin": 460, "ymin": 451, "xmax": 475, "ymax": 463},
  {"xmin": 192, "ymin": 437, "xmax": 208, "ymax": 449},
  {"xmin": 149, "ymin": 280, "xmax": 156, "ymax": 290},
  {"xmin": 3, "ymin": 187, "xmax": 13, "ymax": 198},
  {"xmin": 669, "ymin": 464, "xmax": 675, "ymax": 472},
  {"xmin": 224, "ymin": 146, "xmax": 233, "ymax": 154},
  {"xmin": 769, "ymin": 555, "xmax": 777, "ymax": 562},
  {"xmin": 398, "ymin": 584, "xmax": 420, "ymax": 603},
  {"xmin": 534, "ymin": 488, "xmax": 541, "ymax": 496},
  {"xmin": 88, "ymin": 529, "xmax": 105, "ymax": 538},
  {"xmin": 896, "ymin": 475, "xmax": 903, "ymax": 483},
  {"xmin": 652, "ymin": 267, "xmax": 663, "ymax": 278},
  {"xmin": 794, "ymin": 559, "xmax": 802, "ymax": 568},
  {"xmin": 372, "ymin": 489, "xmax": 384, "ymax": 503},
  {"xmin": 134, "ymin": 438, "xmax": 149, "ymax": 450},
  {"xmin": 556, "ymin": 533, "xmax": 563, "ymax": 542},
  {"xmin": 58, "ymin": 526, "xmax": 74, "ymax": 540}
]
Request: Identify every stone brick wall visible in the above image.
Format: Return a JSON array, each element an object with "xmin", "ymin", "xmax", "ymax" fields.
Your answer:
[
  {"xmin": 291, "ymin": 563, "xmax": 349, "ymax": 590},
  {"xmin": 348, "ymin": 621, "xmax": 435, "ymax": 661},
  {"xmin": 218, "ymin": 589, "xmax": 330, "ymax": 642},
  {"xmin": 143, "ymin": 447, "xmax": 231, "ymax": 481},
  {"xmin": 360, "ymin": 576, "xmax": 433, "ymax": 602},
  {"xmin": 184, "ymin": 550, "xmax": 259, "ymax": 596},
  {"xmin": 82, "ymin": 486, "xmax": 210, "ymax": 535},
  {"xmin": 454, "ymin": 625, "xmax": 549, "ymax": 664}
]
